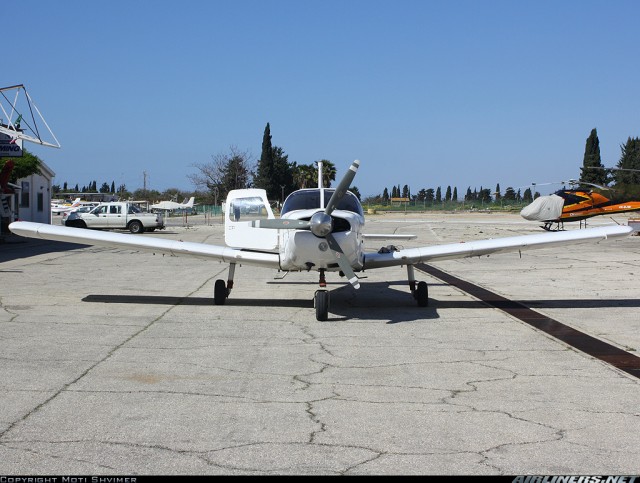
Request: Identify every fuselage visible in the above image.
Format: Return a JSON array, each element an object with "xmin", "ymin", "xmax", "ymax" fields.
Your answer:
[
  {"xmin": 521, "ymin": 189, "xmax": 640, "ymax": 224},
  {"xmin": 556, "ymin": 190, "xmax": 640, "ymax": 222}
]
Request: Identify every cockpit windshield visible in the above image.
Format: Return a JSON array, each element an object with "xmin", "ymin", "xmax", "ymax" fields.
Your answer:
[
  {"xmin": 554, "ymin": 190, "xmax": 591, "ymax": 205},
  {"xmin": 281, "ymin": 189, "xmax": 363, "ymax": 216}
]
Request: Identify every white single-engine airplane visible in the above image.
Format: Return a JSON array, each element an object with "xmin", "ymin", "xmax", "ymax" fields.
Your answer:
[
  {"xmin": 150, "ymin": 196, "xmax": 195, "ymax": 212},
  {"xmin": 50, "ymin": 197, "xmax": 82, "ymax": 215},
  {"xmin": 10, "ymin": 160, "xmax": 634, "ymax": 320}
]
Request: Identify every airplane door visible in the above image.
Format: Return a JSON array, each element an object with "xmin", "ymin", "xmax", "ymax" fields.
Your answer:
[{"xmin": 224, "ymin": 189, "xmax": 278, "ymax": 250}]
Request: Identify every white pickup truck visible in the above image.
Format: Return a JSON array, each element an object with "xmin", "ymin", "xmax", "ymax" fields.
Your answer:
[{"xmin": 64, "ymin": 202, "xmax": 165, "ymax": 234}]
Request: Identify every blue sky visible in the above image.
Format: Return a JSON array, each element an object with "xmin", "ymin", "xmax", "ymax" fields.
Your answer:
[{"xmin": 5, "ymin": 0, "xmax": 639, "ymax": 198}]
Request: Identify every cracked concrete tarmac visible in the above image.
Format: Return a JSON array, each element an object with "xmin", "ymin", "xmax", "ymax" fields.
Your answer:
[{"xmin": 0, "ymin": 212, "xmax": 639, "ymax": 475}]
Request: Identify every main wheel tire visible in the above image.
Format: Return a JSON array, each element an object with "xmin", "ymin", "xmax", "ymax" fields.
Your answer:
[
  {"xmin": 315, "ymin": 290, "xmax": 329, "ymax": 321},
  {"xmin": 416, "ymin": 281, "xmax": 429, "ymax": 307},
  {"xmin": 214, "ymin": 279, "xmax": 227, "ymax": 305},
  {"xmin": 128, "ymin": 221, "xmax": 144, "ymax": 234}
]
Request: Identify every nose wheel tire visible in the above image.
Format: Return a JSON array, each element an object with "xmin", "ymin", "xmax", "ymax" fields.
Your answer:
[{"xmin": 314, "ymin": 289, "xmax": 330, "ymax": 321}]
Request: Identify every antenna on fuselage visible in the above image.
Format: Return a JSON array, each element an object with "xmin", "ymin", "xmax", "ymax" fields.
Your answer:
[{"xmin": 318, "ymin": 160, "xmax": 324, "ymax": 208}]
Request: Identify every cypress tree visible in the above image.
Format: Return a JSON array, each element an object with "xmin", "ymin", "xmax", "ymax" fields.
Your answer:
[
  {"xmin": 254, "ymin": 123, "xmax": 274, "ymax": 197},
  {"xmin": 615, "ymin": 137, "xmax": 640, "ymax": 187},
  {"xmin": 253, "ymin": 123, "xmax": 295, "ymax": 200},
  {"xmin": 580, "ymin": 128, "xmax": 608, "ymax": 186}
]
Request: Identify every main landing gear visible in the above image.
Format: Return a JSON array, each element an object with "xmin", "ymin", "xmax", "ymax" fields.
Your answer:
[
  {"xmin": 214, "ymin": 263, "xmax": 429, "ymax": 321},
  {"xmin": 214, "ymin": 263, "xmax": 236, "ymax": 305},
  {"xmin": 407, "ymin": 264, "xmax": 428, "ymax": 307}
]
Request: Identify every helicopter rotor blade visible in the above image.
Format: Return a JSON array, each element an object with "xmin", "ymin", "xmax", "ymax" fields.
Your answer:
[
  {"xmin": 585, "ymin": 166, "xmax": 640, "ymax": 173},
  {"xmin": 560, "ymin": 179, "xmax": 609, "ymax": 190}
]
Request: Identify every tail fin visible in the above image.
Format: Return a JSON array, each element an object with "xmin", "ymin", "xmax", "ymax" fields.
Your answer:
[{"xmin": 186, "ymin": 197, "xmax": 195, "ymax": 208}]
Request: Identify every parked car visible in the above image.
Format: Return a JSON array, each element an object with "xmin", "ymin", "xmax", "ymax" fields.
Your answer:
[{"xmin": 64, "ymin": 201, "xmax": 164, "ymax": 233}]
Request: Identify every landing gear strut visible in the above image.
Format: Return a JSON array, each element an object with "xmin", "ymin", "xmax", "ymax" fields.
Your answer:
[
  {"xmin": 408, "ymin": 265, "xmax": 428, "ymax": 307},
  {"xmin": 315, "ymin": 268, "xmax": 329, "ymax": 321}
]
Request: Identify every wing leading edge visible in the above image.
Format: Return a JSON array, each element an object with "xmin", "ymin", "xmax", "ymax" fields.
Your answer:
[
  {"xmin": 8, "ymin": 222, "xmax": 280, "ymax": 269},
  {"xmin": 363, "ymin": 225, "xmax": 633, "ymax": 269}
]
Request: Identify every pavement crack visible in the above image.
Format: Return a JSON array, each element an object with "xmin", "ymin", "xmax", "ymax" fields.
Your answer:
[
  {"xmin": 0, "ymin": 272, "xmax": 222, "ymax": 442},
  {"xmin": 0, "ymin": 296, "xmax": 19, "ymax": 323}
]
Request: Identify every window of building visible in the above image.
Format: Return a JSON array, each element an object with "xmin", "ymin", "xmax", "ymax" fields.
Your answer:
[{"xmin": 20, "ymin": 181, "xmax": 30, "ymax": 208}]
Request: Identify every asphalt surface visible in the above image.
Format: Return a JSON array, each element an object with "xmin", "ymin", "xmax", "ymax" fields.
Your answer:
[{"xmin": 1, "ymin": 212, "xmax": 639, "ymax": 475}]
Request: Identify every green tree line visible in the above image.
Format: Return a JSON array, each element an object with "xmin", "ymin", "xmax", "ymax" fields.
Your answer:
[{"xmin": 4, "ymin": 126, "xmax": 639, "ymax": 209}]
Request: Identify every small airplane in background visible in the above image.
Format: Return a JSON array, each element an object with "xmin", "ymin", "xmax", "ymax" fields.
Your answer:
[
  {"xmin": 150, "ymin": 196, "xmax": 195, "ymax": 212},
  {"xmin": 51, "ymin": 197, "xmax": 82, "ymax": 215},
  {"xmin": 10, "ymin": 160, "xmax": 633, "ymax": 321},
  {"xmin": 521, "ymin": 174, "xmax": 640, "ymax": 231}
]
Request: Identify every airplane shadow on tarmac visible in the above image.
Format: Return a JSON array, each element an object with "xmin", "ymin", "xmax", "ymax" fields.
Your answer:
[
  {"xmin": 82, "ymin": 281, "xmax": 640, "ymax": 324},
  {"xmin": 82, "ymin": 281, "xmax": 444, "ymax": 324},
  {"xmin": 82, "ymin": 294, "xmax": 312, "ymax": 308},
  {"xmin": 0, "ymin": 238, "xmax": 90, "ymax": 263}
]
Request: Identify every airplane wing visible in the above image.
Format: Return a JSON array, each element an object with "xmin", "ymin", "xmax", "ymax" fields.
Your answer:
[
  {"xmin": 363, "ymin": 225, "xmax": 633, "ymax": 269},
  {"xmin": 8, "ymin": 221, "xmax": 280, "ymax": 269},
  {"xmin": 8, "ymin": 222, "xmax": 633, "ymax": 273}
]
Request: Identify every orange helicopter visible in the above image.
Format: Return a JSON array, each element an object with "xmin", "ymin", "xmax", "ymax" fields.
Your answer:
[{"xmin": 520, "ymin": 173, "xmax": 640, "ymax": 231}]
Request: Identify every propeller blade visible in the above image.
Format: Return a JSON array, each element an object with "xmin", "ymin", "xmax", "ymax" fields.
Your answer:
[
  {"xmin": 325, "ymin": 159, "xmax": 360, "ymax": 216},
  {"xmin": 325, "ymin": 233, "xmax": 360, "ymax": 289},
  {"xmin": 251, "ymin": 219, "xmax": 310, "ymax": 230}
]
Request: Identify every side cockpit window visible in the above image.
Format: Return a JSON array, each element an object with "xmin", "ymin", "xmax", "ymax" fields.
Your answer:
[
  {"xmin": 556, "ymin": 191, "xmax": 590, "ymax": 205},
  {"xmin": 228, "ymin": 196, "xmax": 270, "ymax": 222}
]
